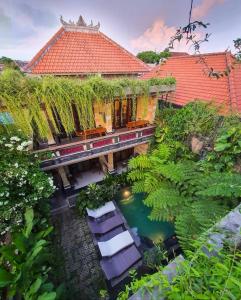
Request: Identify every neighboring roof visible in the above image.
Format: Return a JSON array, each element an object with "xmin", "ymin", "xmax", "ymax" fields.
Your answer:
[
  {"xmin": 15, "ymin": 60, "xmax": 29, "ymax": 71},
  {"xmin": 170, "ymin": 52, "xmax": 189, "ymax": 56},
  {"xmin": 26, "ymin": 16, "xmax": 149, "ymax": 76},
  {"xmin": 142, "ymin": 52, "xmax": 241, "ymax": 114}
]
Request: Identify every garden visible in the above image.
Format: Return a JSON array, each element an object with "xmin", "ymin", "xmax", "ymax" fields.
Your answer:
[{"xmin": 0, "ymin": 68, "xmax": 241, "ymax": 299}]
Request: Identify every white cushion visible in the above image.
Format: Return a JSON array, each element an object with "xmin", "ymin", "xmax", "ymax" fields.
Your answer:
[
  {"xmin": 86, "ymin": 201, "xmax": 115, "ymax": 218},
  {"xmin": 98, "ymin": 230, "xmax": 133, "ymax": 257}
]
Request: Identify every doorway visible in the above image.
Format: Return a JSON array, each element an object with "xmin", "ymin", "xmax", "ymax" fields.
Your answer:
[{"xmin": 113, "ymin": 99, "xmax": 132, "ymax": 129}]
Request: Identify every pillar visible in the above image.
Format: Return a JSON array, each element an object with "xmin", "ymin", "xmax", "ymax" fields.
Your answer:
[
  {"xmin": 58, "ymin": 166, "xmax": 71, "ymax": 191},
  {"xmin": 99, "ymin": 156, "xmax": 108, "ymax": 173},
  {"xmin": 134, "ymin": 143, "xmax": 149, "ymax": 155},
  {"xmin": 107, "ymin": 153, "xmax": 114, "ymax": 172}
]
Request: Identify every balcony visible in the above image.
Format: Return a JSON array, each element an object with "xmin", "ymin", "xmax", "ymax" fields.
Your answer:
[{"xmin": 36, "ymin": 125, "xmax": 155, "ymax": 171}]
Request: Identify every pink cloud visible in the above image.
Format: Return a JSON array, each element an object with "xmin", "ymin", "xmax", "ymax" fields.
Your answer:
[
  {"xmin": 130, "ymin": 20, "xmax": 192, "ymax": 53},
  {"xmin": 192, "ymin": 0, "xmax": 225, "ymax": 19}
]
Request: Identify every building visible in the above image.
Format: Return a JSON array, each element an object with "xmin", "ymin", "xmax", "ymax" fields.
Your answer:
[
  {"xmin": 32, "ymin": 80, "xmax": 175, "ymax": 194},
  {"xmin": 25, "ymin": 16, "xmax": 149, "ymax": 78},
  {"xmin": 0, "ymin": 16, "xmax": 174, "ymax": 193},
  {"xmin": 142, "ymin": 52, "xmax": 241, "ymax": 114}
]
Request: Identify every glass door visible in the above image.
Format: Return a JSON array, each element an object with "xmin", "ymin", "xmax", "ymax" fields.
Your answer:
[{"xmin": 113, "ymin": 99, "xmax": 132, "ymax": 129}]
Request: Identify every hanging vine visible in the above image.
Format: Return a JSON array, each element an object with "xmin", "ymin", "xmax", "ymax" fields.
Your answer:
[{"xmin": 0, "ymin": 69, "xmax": 175, "ymax": 138}]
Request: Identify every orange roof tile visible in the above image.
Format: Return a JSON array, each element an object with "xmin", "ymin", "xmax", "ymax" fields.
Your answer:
[
  {"xmin": 141, "ymin": 52, "xmax": 241, "ymax": 114},
  {"xmin": 26, "ymin": 27, "xmax": 149, "ymax": 75}
]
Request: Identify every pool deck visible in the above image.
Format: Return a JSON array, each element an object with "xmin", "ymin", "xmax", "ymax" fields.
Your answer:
[{"xmin": 52, "ymin": 208, "xmax": 106, "ymax": 300}]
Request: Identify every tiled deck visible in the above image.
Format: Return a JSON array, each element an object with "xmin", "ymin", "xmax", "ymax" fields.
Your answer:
[{"xmin": 52, "ymin": 209, "xmax": 106, "ymax": 300}]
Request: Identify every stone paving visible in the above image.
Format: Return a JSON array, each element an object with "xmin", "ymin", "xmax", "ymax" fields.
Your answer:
[{"xmin": 52, "ymin": 208, "xmax": 106, "ymax": 300}]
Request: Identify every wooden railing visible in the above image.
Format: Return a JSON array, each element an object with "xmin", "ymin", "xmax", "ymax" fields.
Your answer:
[{"xmin": 37, "ymin": 125, "xmax": 155, "ymax": 170}]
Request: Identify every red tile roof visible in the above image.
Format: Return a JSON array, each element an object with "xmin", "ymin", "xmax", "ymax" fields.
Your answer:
[
  {"xmin": 26, "ymin": 27, "xmax": 149, "ymax": 75},
  {"xmin": 142, "ymin": 52, "xmax": 241, "ymax": 114}
]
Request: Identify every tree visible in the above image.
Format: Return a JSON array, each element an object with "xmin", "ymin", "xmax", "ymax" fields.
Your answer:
[
  {"xmin": 137, "ymin": 51, "xmax": 160, "ymax": 64},
  {"xmin": 0, "ymin": 56, "xmax": 20, "ymax": 71}
]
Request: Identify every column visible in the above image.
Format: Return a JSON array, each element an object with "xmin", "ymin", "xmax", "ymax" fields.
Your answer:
[{"xmin": 58, "ymin": 166, "xmax": 71, "ymax": 191}]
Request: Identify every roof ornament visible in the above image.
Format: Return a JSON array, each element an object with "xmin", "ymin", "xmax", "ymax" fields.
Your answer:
[{"xmin": 60, "ymin": 15, "xmax": 100, "ymax": 32}]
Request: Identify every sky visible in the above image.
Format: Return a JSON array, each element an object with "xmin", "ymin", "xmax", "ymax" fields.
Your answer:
[{"xmin": 0, "ymin": 0, "xmax": 241, "ymax": 61}]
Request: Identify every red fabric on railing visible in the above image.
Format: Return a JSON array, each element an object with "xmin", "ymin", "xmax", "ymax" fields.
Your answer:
[
  {"xmin": 59, "ymin": 145, "xmax": 84, "ymax": 156},
  {"xmin": 142, "ymin": 128, "xmax": 155, "ymax": 136},
  {"xmin": 92, "ymin": 138, "xmax": 112, "ymax": 148},
  {"xmin": 119, "ymin": 132, "xmax": 136, "ymax": 141}
]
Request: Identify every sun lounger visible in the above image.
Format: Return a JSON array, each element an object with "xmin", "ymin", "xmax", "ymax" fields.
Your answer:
[
  {"xmin": 88, "ymin": 212, "xmax": 124, "ymax": 234},
  {"xmin": 98, "ymin": 230, "xmax": 134, "ymax": 257},
  {"xmin": 95, "ymin": 226, "xmax": 124, "ymax": 243},
  {"xmin": 100, "ymin": 245, "xmax": 141, "ymax": 280},
  {"xmin": 86, "ymin": 201, "xmax": 115, "ymax": 219}
]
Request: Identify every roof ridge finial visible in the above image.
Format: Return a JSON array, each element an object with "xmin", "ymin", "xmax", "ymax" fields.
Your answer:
[{"xmin": 60, "ymin": 15, "xmax": 100, "ymax": 32}]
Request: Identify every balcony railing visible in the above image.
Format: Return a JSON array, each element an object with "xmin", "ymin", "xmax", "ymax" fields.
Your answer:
[{"xmin": 36, "ymin": 125, "xmax": 155, "ymax": 170}]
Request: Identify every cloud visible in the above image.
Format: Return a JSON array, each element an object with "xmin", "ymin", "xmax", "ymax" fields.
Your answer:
[
  {"xmin": 17, "ymin": 3, "xmax": 57, "ymax": 27},
  {"xmin": 192, "ymin": 0, "xmax": 225, "ymax": 19},
  {"xmin": 130, "ymin": 19, "xmax": 191, "ymax": 53},
  {"xmin": 0, "ymin": 1, "xmax": 58, "ymax": 60}
]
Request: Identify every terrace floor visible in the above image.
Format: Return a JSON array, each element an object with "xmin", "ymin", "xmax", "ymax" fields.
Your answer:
[{"xmin": 52, "ymin": 208, "xmax": 106, "ymax": 300}]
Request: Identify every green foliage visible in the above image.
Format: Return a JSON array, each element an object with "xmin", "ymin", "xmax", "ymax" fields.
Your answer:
[
  {"xmin": 0, "ymin": 69, "xmax": 175, "ymax": 138},
  {"xmin": 77, "ymin": 173, "xmax": 128, "ymax": 215},
  {"xmin": 117, "ymin": 241, "xmax": 241, "ymax": 300},
  {"xmin": 143, "ymin": 242, "xmax": 167, "ymax": 270},
  {"xmin": 202, "ymin": 124, "xmax": 241, "ymax": 172},
  {"xmin": 77, "ymin": 183, "xmax": 111, "ymax": 215},
  {"xmin": 234, "ymin": 38, "xmax": 241, "ymax": 61},
  {"xmin": 128, "ymin": 141, "xmax": 238, "ymax": 250},
  {"xmin": 0, "ymin": 133, "xmax": 55, "ymax": 235},
  {"xmin": 137, "ymin": 50, "xmax": 171, "ymax": 64},
  {"xmin": 128, "ymin": 102, "xmax": 241, "ymax": 252},
  {"xmin": 137, "ymin": 51, "xmax": 161, "ymax": 64},
  {"xmin": 0, "ymin": 208, "xmax": 56, "ymax": 300},
  {"xmin": 0, "ymin": 56, "xmax": 20, "ymax": 71},
  {"xmin": 156, "ymin": 101, "xmax": 220, "ymax": 142}
]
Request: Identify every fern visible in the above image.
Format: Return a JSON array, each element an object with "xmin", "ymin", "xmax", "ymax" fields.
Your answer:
[
  {"xmin": 151, "ymin": 143, "xmax": 171, "ymax": 161},
  {"xmin": 128, "ymin": 170, "xmax": 146, "ymax": 182},
  {"xmin": 196, "ymin": 172, "xmax": 241, "ymax": 198},
  {"xmin": 153, "ymin": 161, "xmax": 195, "ymax": 183},
  {"xmin": 143, "ymin": 183, "xmax": 188, "ymax": 221},
  {"xmin": 132, "ymin": 180, "xmax": 146, "ymax": 194},
  {"xmin": 128, "ymin": 154, "xmax": 151, "ymax": 170},
  {"xmin": 175, "ymin": 199, "xmax": 227, "ymax": 251}
]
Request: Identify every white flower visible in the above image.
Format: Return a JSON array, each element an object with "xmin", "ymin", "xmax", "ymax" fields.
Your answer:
[
  {"xmin": 10, "ymin": 136, "xmax": 21, "ymax": 142},
  {"xmin": 16, "ymin": 145, "xmax": 24, "ymax": 151},
  {"xmin": 5, "ymin": 144, "xmax": 13, "ymax": 148},
  {"xmin": 14, "ymin": 163, "xmax": 19, "ymax": 168}
]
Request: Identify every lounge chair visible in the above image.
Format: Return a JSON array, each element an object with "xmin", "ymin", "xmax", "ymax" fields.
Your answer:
[
  {"xmin": 100, "ymin": 245, "xmax": 142, "ymax": 280},
  {"xmin": 88, "ymin": 212, "xmax": 124, "ymax": 234},
  {"xmin": 98, "ymin": 230, "xmax": 133, "ymax": 257},
  {"xmin": 95, "ymin": 226, "xmax": 124, "ymax": 243},
  {"xmin": 86, "ymin": 201, "xmax": 115, "ymax": 219}
]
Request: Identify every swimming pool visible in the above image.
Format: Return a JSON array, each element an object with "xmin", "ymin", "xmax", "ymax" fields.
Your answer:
[{"xmin": 117, "ymin": 188, "xmax": 175, "ymax": 243}]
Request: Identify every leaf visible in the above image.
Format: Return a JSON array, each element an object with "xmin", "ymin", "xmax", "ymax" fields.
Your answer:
[
  {"xmin": 24, "ymin": 208, "xmax": 34, "ymax": 238},
  {"xmin": 26, "ymin": 278, "xmax": 42, "ymax": 299},
  {"xmin": 0, "ymin": 268, "xmax": 14, "ymax": 287},
  {"xmin": 13, "ymin": 232, "xmax": 26, "ymax": 253},
  {"xmin": 214, "ymin": 143, "xmax": 231, "ymax": 152},
  {"xmin": 37, "ymin": 291, "xmax": 57, "ymax": 300}
]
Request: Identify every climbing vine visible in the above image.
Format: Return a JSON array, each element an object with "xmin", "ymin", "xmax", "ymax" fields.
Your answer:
[{"xmin": 0, "ymin": 69, "xmax": 175, "ymax": 138}]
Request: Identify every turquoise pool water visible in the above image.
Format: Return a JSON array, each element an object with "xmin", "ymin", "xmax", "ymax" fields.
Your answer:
[{"xmin": 118, "ymin": 189, "xmax": 175, "ymax": 243}]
